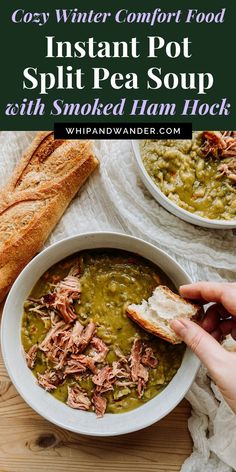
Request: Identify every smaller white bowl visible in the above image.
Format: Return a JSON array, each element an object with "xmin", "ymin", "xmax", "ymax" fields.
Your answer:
[
  {"xmin": 132, "ymin": 140, "xmax": 236, "ymax": 229},
  {"xmin": 1, "ymin": 232, "xmax": 200, "ymax": 436}
]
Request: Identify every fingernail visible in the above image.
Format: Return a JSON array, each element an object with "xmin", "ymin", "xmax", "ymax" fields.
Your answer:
[{"xmin": 179, "ymin": 285, "xmax": 187, "ymax": 293}]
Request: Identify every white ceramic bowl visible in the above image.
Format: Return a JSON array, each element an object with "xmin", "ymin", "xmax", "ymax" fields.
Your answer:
[
  {"xmin": 132, "ymin": 140, "xmax": 236, "ymax": 229},
  {"xmin": 1, "ymin": 232, "xmax": 200, "ymax": 436}
]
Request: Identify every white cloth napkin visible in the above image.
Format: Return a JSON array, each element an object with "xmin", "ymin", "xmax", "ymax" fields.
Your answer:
[
  {"xmin": 0, "ymin": 132, "xmax": 236, "ymax": 471},
  {"xmin": 183, "ymin": 366, "xmax": 236, "ymax": 472}
]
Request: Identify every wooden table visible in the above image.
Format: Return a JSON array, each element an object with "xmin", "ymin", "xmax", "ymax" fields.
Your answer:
[{"xmin": 0, "ymin": 301, "xmax": 192, "ymax": 472}]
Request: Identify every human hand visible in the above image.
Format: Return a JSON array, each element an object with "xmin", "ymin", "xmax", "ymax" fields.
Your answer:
[{"xmin": 171, "ymin": 282, "xmax": 236, "ymax": 413}]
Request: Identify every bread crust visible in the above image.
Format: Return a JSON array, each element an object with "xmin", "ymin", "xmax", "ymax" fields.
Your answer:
[
  {"xmin": 127, "ymin": 286, "xmax": 201, "ymax": 345},
  {"xmin": 0, "ymin": 132, "xmax": 98, "ymax": 302}
]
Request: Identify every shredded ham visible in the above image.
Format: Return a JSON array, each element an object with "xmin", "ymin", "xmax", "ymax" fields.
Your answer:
[
  {"xmin": 201, "ymin": 131, "xmax": 236, "ymax": 160},
  {"xmin": 70, "ymin": 321, "xmax": 84, "ymax": 346},
  {"xmin": 26, "ymin": 271, "xmax": 160, "ymax": 417},
  {"xmin": 64, "ymin": 359, "xmax": 87, "ymax": 375},
  {"xmin": 130, "ymin": 339, "xmax": 149, "ymax": 398},
  {"xmin": 142, "ymin": 347, "xmax": 158, "ymax": 368},
  {"xmin": 217, "ymin": 159, "xmax": 236, "ymax": 183},
  {"xmin": 42, "ymin": 273, "xmax": 81, "ymax": 323},
  {"xmin": 25, "ymin": 344, "xmax": 38, "ymax": 369},
  {"xmin": 129, "ymin": 339, "xmax": 142, "ymax": 381},
  {"xmin": 39, "ymin": 320, "xmax": 66, "ymax": 352},
  {"xmin": 28, "ymin": 304, "xmax": 48, "ymax": 316},
  {"xmin": 39, "ymin": 321, "xmax": 72, "ymax": 369},
  {"xmin": 115, "ymin": 380, "xmax": 136, "ymax": 387},
  {"xmin": 114, "ymin": 345, "xmax": 127, "ymax": 363},
  {"xmin": 37, "ymin": 370, "xmax": 64, "ymax": 391},
  {"xmin": 90, "ymin": 336, "xmax": 109, "ymax": 362},
  {"xmin": 67, "ymin": 385, "xmax": 91, "ymax": 410},
  {"xmin": 92, "ymin": 365, "xmax": 114, "ymax": 389},
  {"xmin": 32, "ymin": 331, "xmax": 159, "ymax": 416},
  {"xmin": 38, "ymin": 320, "xmax": 96, "ymax": 370},
  {"xmin": 111, "ymin": 360, "xmax": 130, "ymax": 379},
  {"xmin": 77, "ymin": 322, "xmax": 96, "ymax": 352},
  {"xmin": 91, "ymin": 360, "xmax": 131, "ymax": 397},
  {"xmin": 65, "ymin": 354, "xmax": 97, "ymax": 375},
  {"xmin": 68, "ymin": 264, "xmax": 80, "ymax": 277},
  {"xmin": 137, "ymin": 367, "xmax": 149, "ymax": 398},
  {"xmin": 92, "ymin": 391, "xmax": 107, "ymax": 418},
  {"xmin": 50, "ymin": 311, "xmax": 60, "ymax": 325}
]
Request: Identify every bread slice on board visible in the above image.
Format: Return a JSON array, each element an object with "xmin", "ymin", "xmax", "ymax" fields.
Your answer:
[
  {"xmin": 0, "ymin": 132, "xmax": 98, "ymax": 303},
  {"xmin": 127, "ymin": 285, "xmax": 200, "ymax": 344}
]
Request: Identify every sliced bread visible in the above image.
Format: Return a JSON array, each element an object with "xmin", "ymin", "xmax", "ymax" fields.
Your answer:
[{"xmin": 127, "ymin": 285, "xmax": 200, "ymax": 344}]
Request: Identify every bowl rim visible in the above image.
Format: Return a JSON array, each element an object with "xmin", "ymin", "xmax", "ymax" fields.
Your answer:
[
  {"xmin": 131, "ymin": 140, "xmax": 236, "ymax": 229},
  {"xmin": 1, "ymin": 231, "xmax": 200, "ymax": 436}
]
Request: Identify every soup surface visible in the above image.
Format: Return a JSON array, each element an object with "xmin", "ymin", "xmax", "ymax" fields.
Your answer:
[
  {"xmin": 141, "ymin": 132, "xmax": 236, "ymax": 220},
  {"xmin": 22, "ymin": 250, "xmax": 184, "ymax": 416}
]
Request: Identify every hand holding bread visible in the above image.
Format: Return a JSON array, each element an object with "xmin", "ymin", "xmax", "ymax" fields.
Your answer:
[
  {"xmin": 171, "ymin": 282, "xmax": 236, "ymax": 414},
  {"xmin": 127, "ymin": 280, "xmax": 236, "ymax": 413},
  {"xmin": 127, "ymin": 285, "xmax": 200, "ymax": 344}
]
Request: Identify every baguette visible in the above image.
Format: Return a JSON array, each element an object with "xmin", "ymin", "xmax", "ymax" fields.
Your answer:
[
  {"xmin": 127, "ymin": 285, "xmax": 200, "ymax": 344},
  {"xmin": 0, "ymin": 132, "xmax": 98, "ymax": 302}
]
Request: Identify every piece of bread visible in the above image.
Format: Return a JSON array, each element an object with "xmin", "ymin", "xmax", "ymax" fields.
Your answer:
[
  {"xmin": 127, "ymin": 285, "xmax": 200, "ymax": 344},
  {"xmin": 0, "ymin": 132, "xmax": 98, "ymax": 302}
]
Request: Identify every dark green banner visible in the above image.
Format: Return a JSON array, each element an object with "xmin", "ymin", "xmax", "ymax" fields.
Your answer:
[{"xmin": 1, "ymin": 0, "xmax": 235, "ymax": 130}]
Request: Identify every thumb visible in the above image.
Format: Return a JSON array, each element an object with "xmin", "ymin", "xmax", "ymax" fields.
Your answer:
[{"xmin": 171, "ymin": 318, "xmax": 227, "ymax": 379}]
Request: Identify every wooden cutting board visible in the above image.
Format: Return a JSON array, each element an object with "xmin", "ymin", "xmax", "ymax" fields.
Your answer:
[{"xmin": 0, "ymin": 302, "xmax": 192, "ymax": 472}]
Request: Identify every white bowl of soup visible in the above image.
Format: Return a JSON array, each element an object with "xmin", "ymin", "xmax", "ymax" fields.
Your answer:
[
  {"xmin": 1, "ymin": 232, "xmax": 200, "ymax": 436},
  {"xmin": 132, "ymin": 133, "xmax": 236, "ymax": 229}
]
